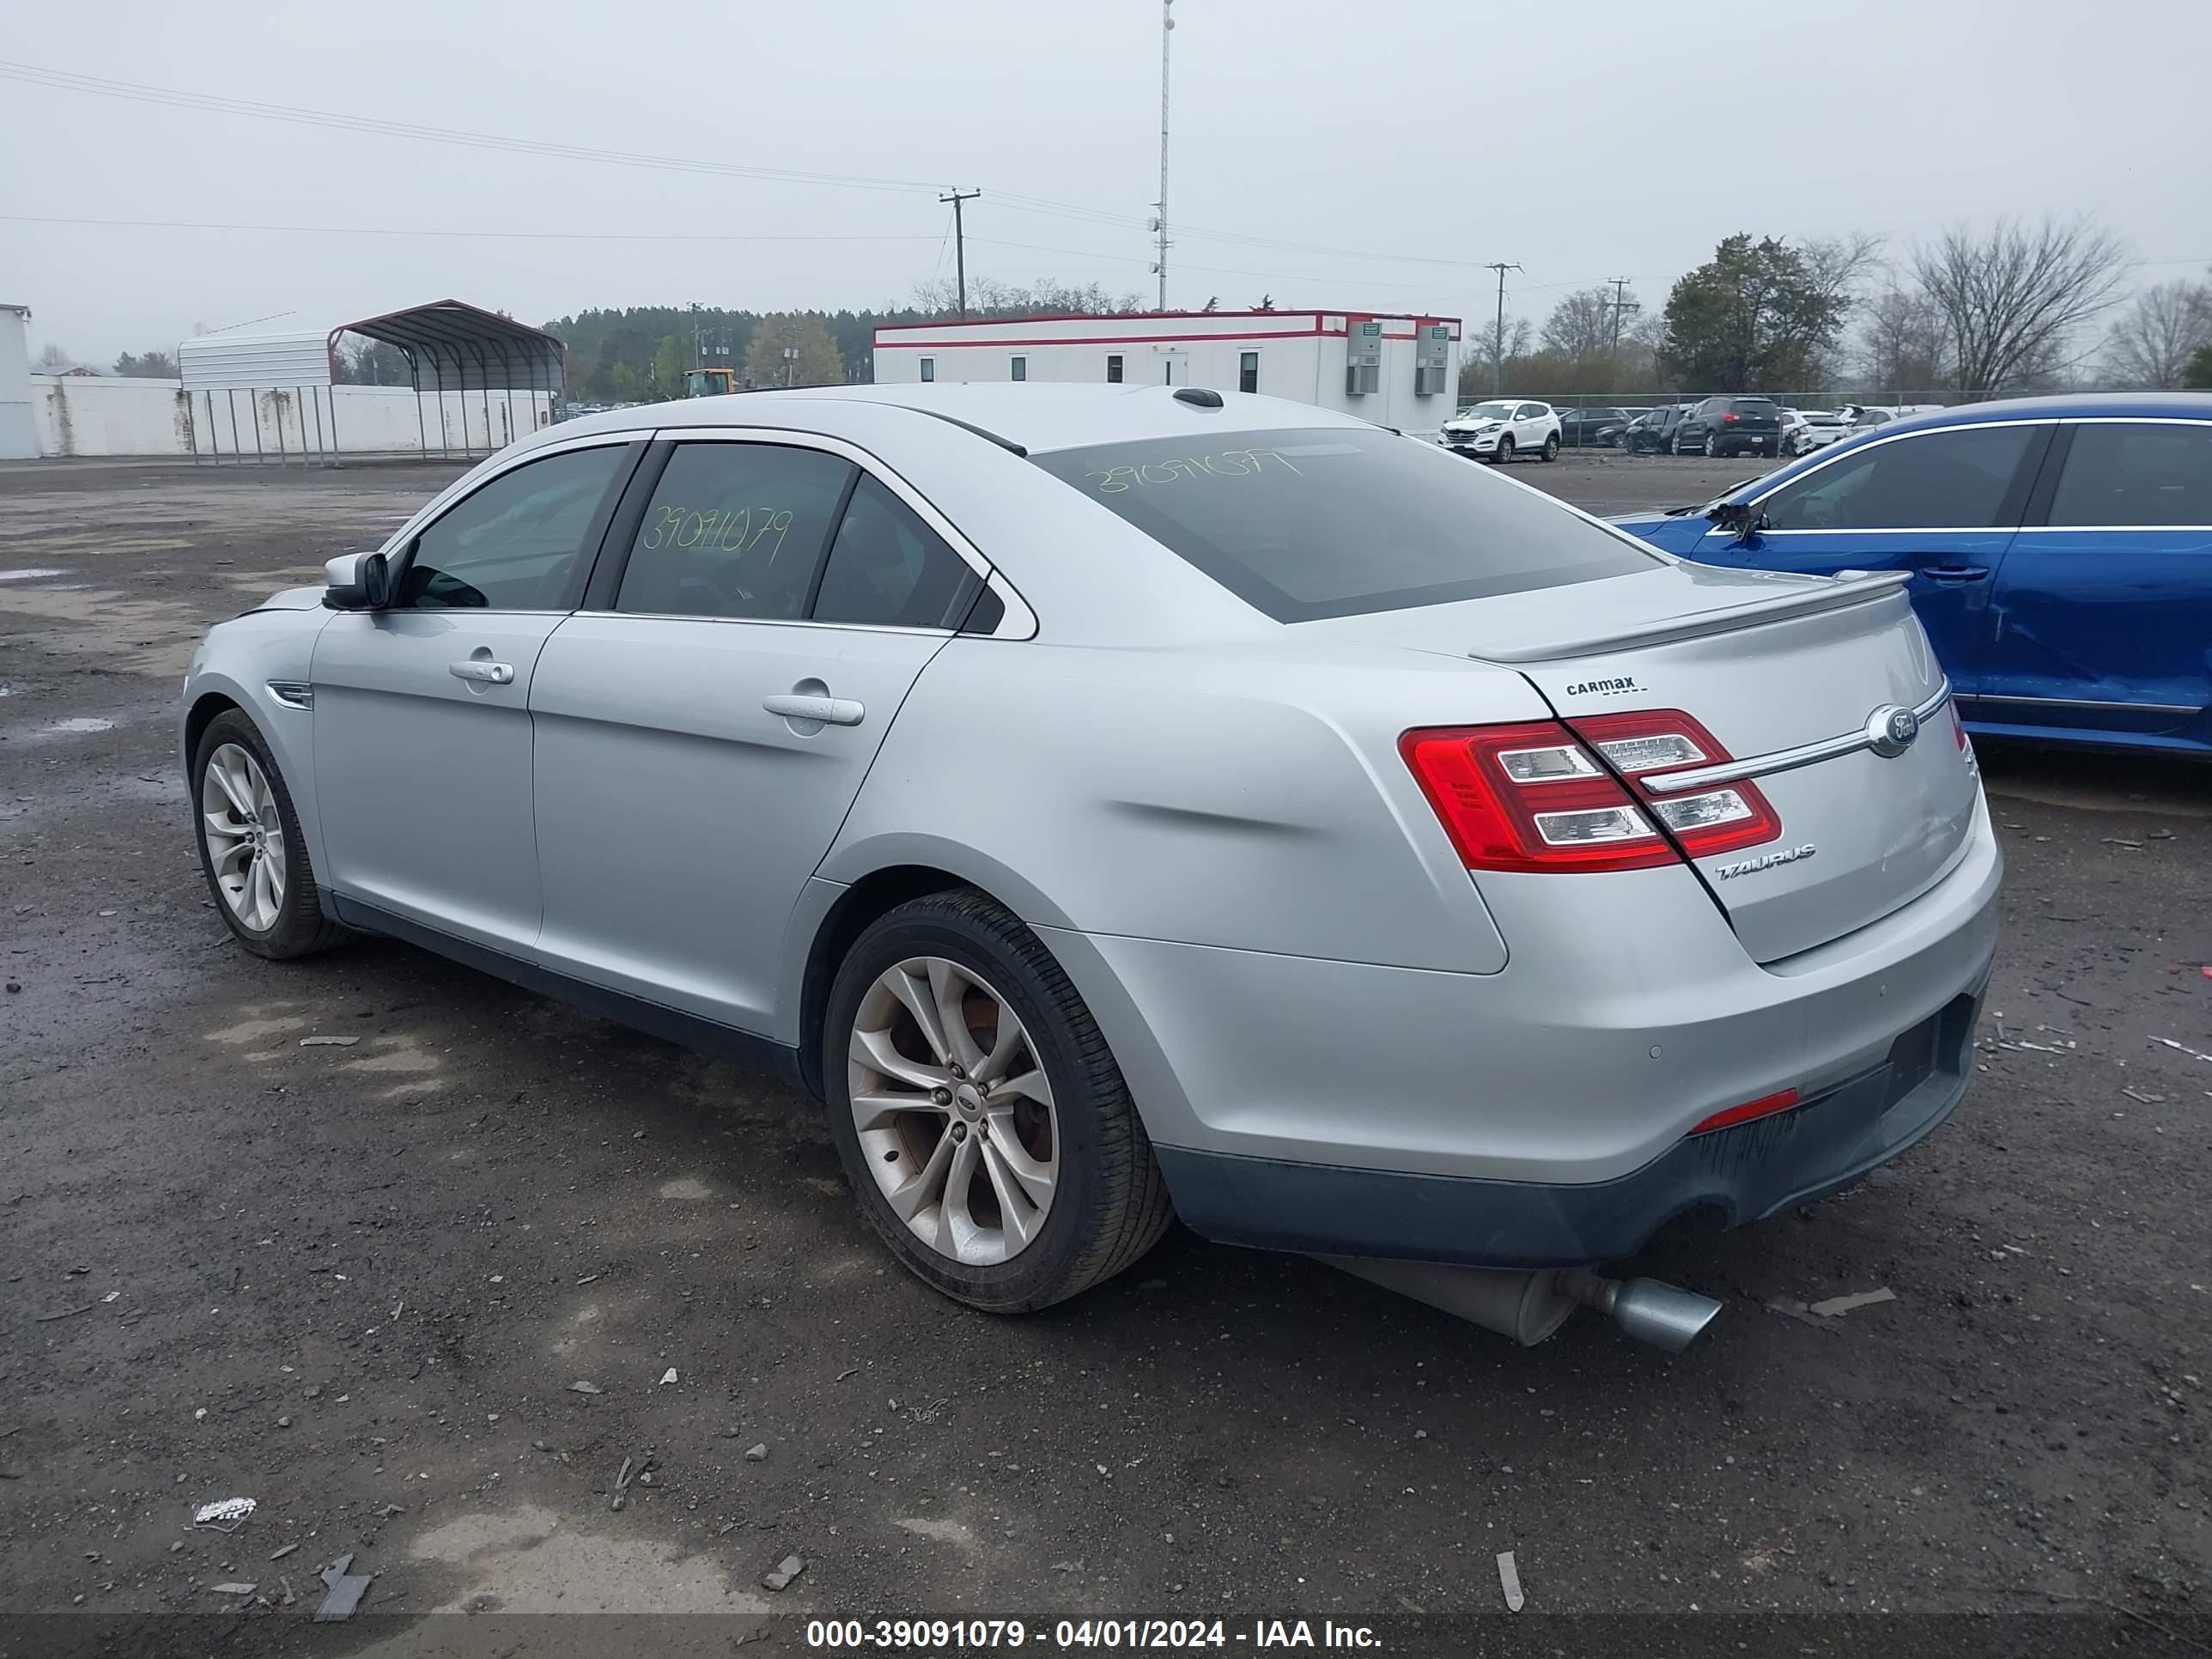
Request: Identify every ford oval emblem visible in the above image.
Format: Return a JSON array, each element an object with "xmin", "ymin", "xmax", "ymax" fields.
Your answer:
[{"xmin": 1865, "ymin": 703, "xmax": 1920, "ymax": 758}]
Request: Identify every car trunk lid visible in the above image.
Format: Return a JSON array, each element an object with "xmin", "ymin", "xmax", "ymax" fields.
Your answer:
[{"xmin": 1324, "ymin": 564, "xmax": 1984, "ymax": 963}]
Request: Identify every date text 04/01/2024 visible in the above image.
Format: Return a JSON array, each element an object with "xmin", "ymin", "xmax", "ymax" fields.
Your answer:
[{"xmin": 804, "ymin": 1619, "xmax": 1384, "ymax": 1650}]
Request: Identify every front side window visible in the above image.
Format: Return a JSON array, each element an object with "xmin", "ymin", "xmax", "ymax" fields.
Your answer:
[
  {"xmin": 396, "ymin": 445, "xmax": 629, "ymax": 611},
  {"xmin": 919, "ymin": 357, "xmax": 935, "ymax": 383},
  {"xmin": 1011, "ymin": 356, "xmax": 1027, "ymax": 382},
  {"xmin": 811, "ymin": 475, "xmax": 975, "ymax": 628},
  {"xmin": 1238, "ymin": 351, "xmax": 1259, "ymax": 394},
  {"xmin": 615, "ymin": 442, "xmax": 854, "ymax": 621},
  {"xmin": 1106, "ymin": 354, "xmax": 1124, "ymax": 384},
  {"xmin": 2048, "ymin": 422, "xmax": 2212, "ymax": 527},
  {"xmin": 1515, "ymin": 404, "xmax": 1544, "ymax": 421},
  {"xmin": 1759, "ymin": 425, "xmax": 2039, "ymax": 532},
  {"xmin": 1032, "ymin": 427, "xmax": 1657, "ymax": 623}
]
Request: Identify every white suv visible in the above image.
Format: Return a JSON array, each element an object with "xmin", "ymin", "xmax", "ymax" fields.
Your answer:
[{"xmin": 1441, "ymin": 399, "xmax": 1561, "ymax": 464}]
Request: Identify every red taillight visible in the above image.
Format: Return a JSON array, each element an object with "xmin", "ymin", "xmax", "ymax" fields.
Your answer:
[
  {"xmin": 1722, "ymin": 411, "xmax": 1741, "ymax": 422},
  {"xmin": 1402, "ymin": 711, "xmax": 1784, "ymax": 873},
  {"xmin": 1689, "ymin": 1087, "xmax": 1801, "ymax": 1135},
  {"xmin": 1564, "ymin": 709, "xmax": 1784, "ymax": 860},
  {"xmin": 1399, "ymin": 722, "xmax": 1677, "ymax": 873}
]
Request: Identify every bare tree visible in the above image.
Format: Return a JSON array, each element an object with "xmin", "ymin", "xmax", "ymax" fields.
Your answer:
[
  {"xmin": 1539, "ymin": 289, "xmax": 1620, "ymax": 362},
  {"xmin": 1468, "ymin": 313, "xmax": 1533, "ymax": 393},
  {"xmin": 35, "ymin": 343, "xmax": 73, "ymax": 371},
  {"xmin": 1801, "ymin": 234, "xmax": 1886, "ymax": 318},
  {"xmin": 908, "ymin": 276, "xmax": 1141, "ymax": 319},
  {"xmin": 2100, "ymin": 278, "xmax": 2212, "ymax": 389},
  {"xmin": 1907, "ymin": 216, "xmax": 2130, "ymax": 395},
  {"xmin": 1856, "ymin": 285, "xmax": 1954, "ymax": 393}
]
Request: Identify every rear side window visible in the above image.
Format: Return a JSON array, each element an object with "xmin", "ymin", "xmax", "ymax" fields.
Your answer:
[
  {"xmin": 615, "ymin": 442, "xmax": 854, "ymax": 621},
  {"xmin": 2048, "ymin": 422, "xmax": 2212, "ymax": 527},
  {"xmin": 811, "ymin": 475, "xmax": 975, "ymax": 627},
  {"xmin": 1759, "ymin": 425, "xmax": 2039, "ymax": 532},
  {"xmin": 1030, "ymin": 428, "xmax": 1657, "ymax": 622},
  {"xmin": 398, "ymin": 445, "xmax": 629, "ymax": 611}
]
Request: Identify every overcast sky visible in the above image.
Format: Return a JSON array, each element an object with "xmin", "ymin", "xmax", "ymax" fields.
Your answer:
[{"xmin": 3, "ymin": 0, "xmax": 2207, "ymax": 364}]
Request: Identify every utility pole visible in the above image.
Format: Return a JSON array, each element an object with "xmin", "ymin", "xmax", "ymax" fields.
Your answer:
[
  {"xmin": 939, "ymin": 189, "xmax": 981, "ymax": 318},
  {"xmin": 1152, "ymin": 0, "xmax": 1175, "ymax": 310},
  {"xmin": 1605, "ymin": 276, "xmax": 1638, "ymax": 356},
  {"xmin": 1482, "ymin": 262, "xmax": 1521, "ymax": 392}
]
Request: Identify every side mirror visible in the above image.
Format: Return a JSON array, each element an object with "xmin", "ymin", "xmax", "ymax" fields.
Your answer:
[
  {"xmin": 1707, "ymin": 501, "xmax": 1767, "ymax": 539},
  {"xmin": 324, "ymin": 550, "xmax": 392, "ymax": 611}
]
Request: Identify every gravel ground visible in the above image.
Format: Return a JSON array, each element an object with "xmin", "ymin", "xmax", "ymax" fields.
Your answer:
[{"xmin": 0, "ymin": 453, "xmax": 2206, "ymax": 1656}]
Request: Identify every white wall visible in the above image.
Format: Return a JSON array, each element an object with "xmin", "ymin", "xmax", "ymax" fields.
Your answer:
[
  {"xmin": 26, "ymin": 376, "xmax": 556, "ymax": 459},
  {"xmin": 0, "ymin": 307, "xmax": 33, "ymax": 460},
  {"xmin": 872, "ymin": 312, "xmax": 1462, "ymax": 435}
]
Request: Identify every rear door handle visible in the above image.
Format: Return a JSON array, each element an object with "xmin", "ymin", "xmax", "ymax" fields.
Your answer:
[
  {"xmin": 763, "ymin": 693, "xmax": 865, "ymax": 726},
  {"xmin": 449, "ymin": 660, "xmax": 516, "ymax": 684},
  {"xmin": 1919, "ymin": 564, "xmax": 1990, "ymax": 584}
]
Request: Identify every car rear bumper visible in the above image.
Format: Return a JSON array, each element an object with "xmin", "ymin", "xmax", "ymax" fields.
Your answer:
[
  {"xmin": 1152, "ymin": 978, "xmax": 1984, "ymax": 1266},
  {"xmin": 1042, "ymin": 794, "xmax": 2001, "ymax": 1267}
]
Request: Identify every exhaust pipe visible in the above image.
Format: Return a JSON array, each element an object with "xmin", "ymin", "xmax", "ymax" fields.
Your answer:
[
  {"xmin": 1318, "ymin": 1257, "xmax": 1721, "ymax": 1351},
  {"xmin": 1553, "ymin": 1268, "xmax": 1723, "ymax": 1352}
]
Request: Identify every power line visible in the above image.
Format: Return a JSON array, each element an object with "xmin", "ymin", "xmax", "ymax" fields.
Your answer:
[
  {"xmin": 0, "ymin": 58, "xmax": 1511, "ymax": 279},
  {"xmin": 0, "ymin": 212, "xmax": 936, "ymax": 244}
]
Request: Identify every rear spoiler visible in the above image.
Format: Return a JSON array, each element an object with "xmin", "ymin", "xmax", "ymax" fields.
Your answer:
[{"xmin": 1468, "ymin": 569, "xmax": 1911, "ymax": 665}]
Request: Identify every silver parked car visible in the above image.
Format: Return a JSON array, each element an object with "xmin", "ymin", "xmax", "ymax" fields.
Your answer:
[{"xmin": 183, "ymin": 384, "xmax": 1999, "ymax": 1324}]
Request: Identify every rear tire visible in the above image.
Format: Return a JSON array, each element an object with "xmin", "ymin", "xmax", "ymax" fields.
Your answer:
[
  {"xmin": 1705, "ymin": 431, "xmax": 1723, "ymax": 459},
  {"xmin": 191, "ymin": 709, "xmax": 349, "ymax": 960},
  {"xmin": 822, "ymin": 889, "xmax": 1173, "ymax": 1313},
  {"xmin": 1540, "ymin": 433, "xmax": 1560, "ymax": 462}
]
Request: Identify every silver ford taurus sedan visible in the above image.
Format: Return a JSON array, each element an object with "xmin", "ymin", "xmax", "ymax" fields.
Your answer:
[{"xmin": 182, "ymin": 384, "xmax": 1999, "ymax": 1321}]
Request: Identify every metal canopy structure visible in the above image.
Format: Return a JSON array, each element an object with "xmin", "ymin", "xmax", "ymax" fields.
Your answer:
[{"xmin": 177, "ymin": 298, "xmax": 565, "ymax": 465}]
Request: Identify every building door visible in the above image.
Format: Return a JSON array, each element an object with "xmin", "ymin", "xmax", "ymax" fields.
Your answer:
[{"xmin": 1159, "ymin": 350, "xmax": 1188, "ymax": 386}]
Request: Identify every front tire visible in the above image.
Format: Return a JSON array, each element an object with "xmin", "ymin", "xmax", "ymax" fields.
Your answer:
[
  {"xmin": 823, "ymin": 889, "xmax": 1173, "ymax": 1313},
  {"xmin": 1492, "ymin": 435, "xmax": 1516, "ymax": 465},
  {"xmin": 191, "ymin": 709, "xmax": 348, "ymax": 960},
  {"xmin": 1539, "ymin": 433, "xmax": 1560, "ymax": 462}
]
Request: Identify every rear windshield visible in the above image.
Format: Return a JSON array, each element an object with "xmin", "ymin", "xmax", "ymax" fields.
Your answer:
[
  {"xmin": 1030, "ymin": 428, "xmax": 1658, "ymax": 622},
  {"xmin": 1730, "ymin": 398, "xmax": 1780, "ymax": 414}
]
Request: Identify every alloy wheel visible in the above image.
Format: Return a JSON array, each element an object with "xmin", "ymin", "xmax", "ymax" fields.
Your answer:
[
  {"xmin": 200, "ymin": 742, "xmax": 287, "ymax": 931},
  {"xmin": 848, "ymin": 956, "xmax": 1060, "ymax": 1266}
]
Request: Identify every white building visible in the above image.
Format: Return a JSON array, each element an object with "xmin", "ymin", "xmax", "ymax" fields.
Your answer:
[
  {"xmin": 0, "ymin": 303, "xmax": 35, "ymax": 460},
  {"xmin": 872, "ymin": 308, "xmax": 1462, "ymax": 434}
]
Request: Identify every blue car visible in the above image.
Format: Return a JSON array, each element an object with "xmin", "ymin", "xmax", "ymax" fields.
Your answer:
[{"xmin": 1610, "ymin": 394, "xmax": 2212, "ymax": 757}]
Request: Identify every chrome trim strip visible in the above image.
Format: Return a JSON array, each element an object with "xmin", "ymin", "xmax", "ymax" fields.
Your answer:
[
  {"xmin": 1961, "ymin": 693, "xmax": 2203, "ymax": 716},
  {"xmin": 265, "ymin": 680, "xmax": 313, "ymax": 710},
  {"xmin": 1644, "ymin": 680, "xmax": 1952, "ymax": 794}
]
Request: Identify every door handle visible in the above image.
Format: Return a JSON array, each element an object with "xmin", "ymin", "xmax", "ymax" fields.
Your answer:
[
  {"xmin": 1919, "ymin": 565, "xmax": 1990, "ymax": 584},
  {"xmin": 763, "ymin": 692, "xmax": 865, "ymax": 726},
  {"xmin": 449, "ymin": 660, "xmax": 516, "ymax": 684}
]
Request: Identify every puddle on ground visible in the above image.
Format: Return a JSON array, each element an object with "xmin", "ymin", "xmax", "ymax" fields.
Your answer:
[
  {"xmin": 0, "ymin": 568, "xmax": 70, "ymax": 581},
  {"xmin": 48, "ymin": 717, "xmax": 115, "ymax": 733},
  {"xmin": 396, "ymin": 1502, "xmax": 772, "ymax": 1614}
]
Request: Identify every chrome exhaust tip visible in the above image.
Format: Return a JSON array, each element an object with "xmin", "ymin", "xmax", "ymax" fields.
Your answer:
[
  {"xmin": 1316, "ymin": 1258, "xmax": 1722, "ymax": 1352},
  {"xmin": 1556, "ymin": 1269, "xmax": 1723, "ymax": 1351}
]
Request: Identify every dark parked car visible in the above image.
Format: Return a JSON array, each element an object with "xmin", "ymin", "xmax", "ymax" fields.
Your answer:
[
  {"xmin": 1620, "ymin": 404, "xmax": 1694, "ymax": 454},
  {"xmin": 1673, "ymin": 396, "xmax": 1784, "ymax": 459},
  {"xmin": 1556, "ymin": 406, "xmax": 1632, "ymax": 448}
]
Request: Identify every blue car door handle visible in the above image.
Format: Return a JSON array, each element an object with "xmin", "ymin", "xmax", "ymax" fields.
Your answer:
[{"xmin": 1920, "ymin": 564, "xmax": 1990, "ymax": 584}]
